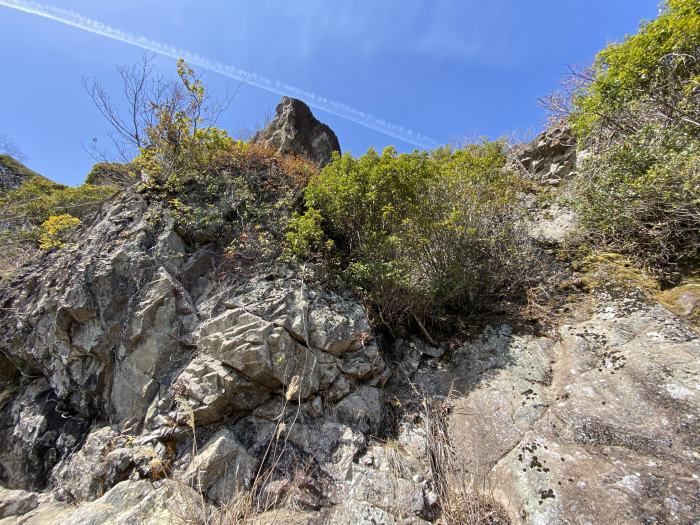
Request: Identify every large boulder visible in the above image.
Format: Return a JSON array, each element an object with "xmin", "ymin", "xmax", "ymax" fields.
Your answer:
[
  {"xmin": 183, "ymin": 429, "xmax": 257, "ymax": 504},
  {"xmin": 253, "ymin": 97, "xmax": 340, "ymax": 167}
]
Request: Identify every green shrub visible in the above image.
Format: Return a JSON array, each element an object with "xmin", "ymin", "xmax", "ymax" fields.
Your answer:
[
  {"xmin": 575, "ymin": 126, "xmax": 700, "ymax": 272},
  {"xmin": 38, "ymin": 214, "xmax": 82, "ymax": 250},
  {"xmin": 85, "ymin": 162, "xmax": 137, "ymax": 188},
  {"xmin": 564, "ymin": 0, "xmax": 700, "ymax": 276},
  {"xmin": 572, "ymin": 0, "xmax": 700, "ymax": 139},
  {"xmin": 290, "ymin": 143, "xmax": 542, "ymax": 328}
]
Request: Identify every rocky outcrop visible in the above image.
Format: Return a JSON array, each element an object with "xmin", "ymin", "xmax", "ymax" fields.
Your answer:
[
  {"xmin": 253, "ymin": 97, "xmax": 341, "ymax": 167},
  {"xmin": 0, "ymin": 155, "xmax": 37, "ymax": 192},
  {"xmin": 0, "ymin": 185, "xmax": 409, "ymax": 519},
  {"xmin": 2, "ymin": 119, "xmax": 699, "ymax": 525},
  {"xmin": 512, "ymin": 125, "xmax": 576, "ymax": 185},
  {"xmin": 409, "ymin": 290, "xmax": 700, "ymax": 525}
]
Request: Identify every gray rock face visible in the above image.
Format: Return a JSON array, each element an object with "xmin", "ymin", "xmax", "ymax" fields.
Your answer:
[
  {"xmin": 184, "ymin": 429, "xmax": 256, "ymax": 504},
  {"xmin": 2, "ymin": 138, "xmax": 699, "ymax": 524},
  {"xmin": 439, "ymin": 293, "xmax": 700, "ymax": 525},
  {"xmin": 0, "ymin": 189, "xmax": 389, "ymax": 510},
  {"xmin": 54, "ymin": 479, "xmax": 190, "ymax": 525},
  {"xmin": 0, "ymin": 487, "xmax": 38, "ymax": 518},
  {"xmin": 253, "ymin": 96, "xmax": 341, "ymax": 167},
  {"xmin": 513, "ymin": 125, "xmax": 576, "ymax": 184}
]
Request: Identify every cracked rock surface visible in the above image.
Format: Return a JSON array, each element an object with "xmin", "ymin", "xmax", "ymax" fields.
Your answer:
[{"xmin": 439, "ymin": 292, "xmax": 700, "ymax": 524}]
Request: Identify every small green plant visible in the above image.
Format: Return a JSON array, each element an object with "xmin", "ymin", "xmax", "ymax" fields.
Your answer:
[{"xmin": 38, "ymin": 214, "xmax": 81, "ymax": 250}]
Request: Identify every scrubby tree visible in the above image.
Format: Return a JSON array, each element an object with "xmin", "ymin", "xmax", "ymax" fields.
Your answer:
[
  {"xmin": 0, "ymin": 134, "xmax": 25, "ymax": 162},
  {"xmin": 84, "ymin": 52, "xmax": 234, "ymax": 161},
  {"xmin": 560, "ymin": 0, "xmax": 700, "ymax": 275}
]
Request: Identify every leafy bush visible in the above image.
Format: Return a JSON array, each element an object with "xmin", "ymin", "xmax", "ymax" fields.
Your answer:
[
  {"xmin": 38, "ymin": 214, "xmax": 82, "ymax": 250},
  {"xmin": 572, "ymin": 0, "xmax": 700, "ymax": 139},
  {"xmin": 85, "ymin": 162, "xmax": 137, "ymax": 188},
  {"xmin": 290, "ymin": 143, "xmax": 542, "ymax": 328},
  {"xmin": 574, "ymin": 126, "xmax": 700, "ymax": 271},
  {"xmin": 565, "ymin": 0, "xmax": 700, "ymax": 276}
]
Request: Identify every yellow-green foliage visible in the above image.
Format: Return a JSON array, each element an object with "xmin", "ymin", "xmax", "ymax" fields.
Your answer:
[
  {"xmin": 572, "ymin": 0, "xmax": 700, "ymax": 137},
  {"xmin": 0, "ymin": 172, "xmax": 115, "ymax": 277},
  {"xmin": 38, "ymin": 214, "xmax": 81, "ymax": 250},
  {"xmin": 290, "ymin": 142, "xmax": 541, "ymax": 325},
  {"xmin": 575, "ymin": 126, "xmax": 700, "ymax": 271},
  {"xmin": 85, "ymin": 162, "xmax": 137, "ymax": 188},
  {"xmin": 134, "ymin": 59, "xmax": 235, "ymax": 190},
  {"xmin": 0, "ymin": 175, "xmax": 117, "ymax": 231}
]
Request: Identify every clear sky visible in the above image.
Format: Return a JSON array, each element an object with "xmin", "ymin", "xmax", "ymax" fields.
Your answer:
[{"xmin": 1, "ymin": 0, "xmax": 660, "ymax": 186}]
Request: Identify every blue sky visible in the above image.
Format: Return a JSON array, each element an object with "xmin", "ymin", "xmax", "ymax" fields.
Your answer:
[{"xmin": 1, "ymin": 0, "xmax": 659, "ymax": 186}]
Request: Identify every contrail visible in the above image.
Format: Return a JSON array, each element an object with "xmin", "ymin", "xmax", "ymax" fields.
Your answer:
[{"xmin": 0, "ymin": 0, "xmax": 438, "ymax": 149}]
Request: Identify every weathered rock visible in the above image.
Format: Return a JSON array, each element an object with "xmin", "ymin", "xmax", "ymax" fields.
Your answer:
[
  {"xmin": 528, "ymin": 203, "xmax": 578, "ymax": 246},
  {"xmin": 253, "ymin": 96, "xmax": 340, "ymax": 167},
  {"xmin": 224, "ymin": 274, "xmax": 371, "ymax": 355},
  {"xmin": 0, "ymin": 194, "xmax": 193, "ymax": 426},
  {"xmin": 335, "ymin": 386, "xmax": 383, "ymax": 434},
  {"xmin": 0, "ymin": 499, "xmax": 73, "ymax": 525},
  {"xmin": 54, "ymin": 480, "xmax": 191, "ymax": 525},
  {"xmin": 0, "ymin": 488, "xmax": 38, "ymax": 518},
  {"xmin": 112, "ymin": 265, "xmax": 195, "ymax": 426},
  {"xmin": 196, "ymin": 308, "xmax": 324, "ymax": 396},
  {"xmin": 50, "ymin": 426, "xmax": 172, "ymax": 503},
  {"xmin": 0, "ymin": 378, "xmax": 88, "ymax": 491},
  {"xmin": 445, "ymin": 294, "xmax": 700, "ymax": 524},
  {"xmin": 161, "ymin": 355, "xmax": 270, "ymax": 427},
  {"xmin": 512, "ymin": 125, "xmax": 576, "ymax": 183},
  {"xmin": 184, "ymin": 429, "xmax": 257, "ymax": 504}
]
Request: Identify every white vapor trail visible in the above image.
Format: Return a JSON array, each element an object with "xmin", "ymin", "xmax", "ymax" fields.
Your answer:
[{"xmin": 0, "ymin": 0, "xmax": 438, "ymax": 149}]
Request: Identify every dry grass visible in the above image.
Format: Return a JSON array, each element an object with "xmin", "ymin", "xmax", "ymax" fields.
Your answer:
[
  {"xmin": 421, "ymin": 394, "xmax": 511, "ymax": 525},
  {"xmin": 170, "ymin": 282, "xmax": 321, "ymax": 524}
]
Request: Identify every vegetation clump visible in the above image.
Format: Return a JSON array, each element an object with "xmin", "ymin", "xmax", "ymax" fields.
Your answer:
[
  {"xmin": 0, "ymin": 170, "xmax": 117, "ymax": 277},
  {"xmin": 565, "ymin": 0, "xmax": 700, "ymax": 278},
  {"xmin": 38, "ymin": 214, "xmax": 82, "ymax": 250},
  {"xmin": 85, "ymin": 162, "xmax": 137, "ymax": 188},
  {"xmin": 288, "ymin": 142, "xmax": 544, "ymax": 330},
  {"xmin": 121, "ymin": 60, "xmax": 317, "ymax": 262}
]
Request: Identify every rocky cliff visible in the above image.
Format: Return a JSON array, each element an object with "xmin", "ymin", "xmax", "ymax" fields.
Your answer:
[
  {"xmin": 253, "ymin": 96, "xmax": 341, "ymax": 167},
  {"xmin": 0, "ymin": 100, "xmax": 698, "ymax": 525},
  {"xmin": 0, "ymin": 155, "xmax": 40, "ymax": 193}
]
